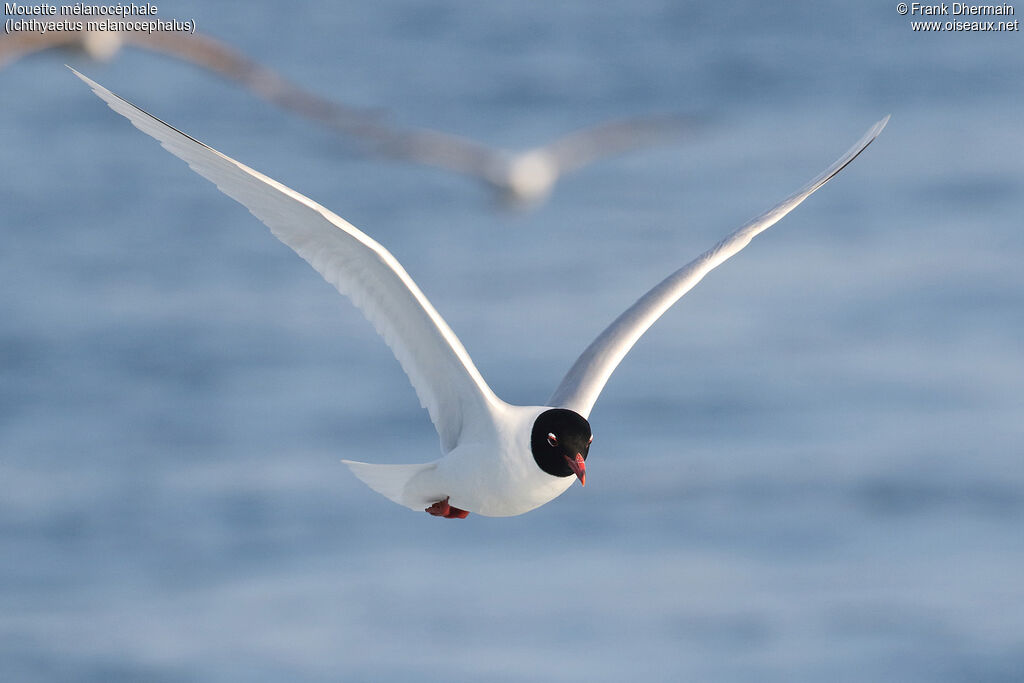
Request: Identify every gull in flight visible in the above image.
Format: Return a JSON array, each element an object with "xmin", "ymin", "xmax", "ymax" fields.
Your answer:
[
  {"xmin": 73, "ymin": 68, "xmax": 887, "ymax": 519},
  {"xmin": 5, "ymin": 27, "xmax": 690, "ymax": 206},
  {"xmin": 337, "ymin": 112, "xmax": 696, "ymax": 206},
  {"xmin": 2, "ymin": 29, "xmax": 376, "ymax": 125}
]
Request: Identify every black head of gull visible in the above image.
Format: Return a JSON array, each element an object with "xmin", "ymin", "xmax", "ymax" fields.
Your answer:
[{"xmin": 531, "ymin": 408, "xmax": 592, "ymax": 486}]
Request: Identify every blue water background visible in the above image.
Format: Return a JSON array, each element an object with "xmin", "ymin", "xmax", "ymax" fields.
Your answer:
[{"xmin": 2, "ymin": 1, "xmax": 1022, "ymax": 680}]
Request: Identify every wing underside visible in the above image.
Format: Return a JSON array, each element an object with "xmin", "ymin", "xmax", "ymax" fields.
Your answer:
[
  {"xmin": 73, "ymin": 68, "xmax": 500, "ymax": 452},
  {"xmin": 548, "ymin": 116, "xmax": 889, "ymax": 417}
]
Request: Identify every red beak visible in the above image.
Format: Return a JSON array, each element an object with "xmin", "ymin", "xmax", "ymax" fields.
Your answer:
[{"xmin": 565, "ymin": 453, "xmax": 586, "ymax": 486}]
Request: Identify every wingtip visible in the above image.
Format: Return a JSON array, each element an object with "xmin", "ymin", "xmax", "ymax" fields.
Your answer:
[
  {"xmin": 67, "ymin": 64, "xmax": 101, "ymax": 91},
  {"xmin": 872, "ymin": 114, "xmax": 891, "ymax": 137},
  {"xmin": 855, "ymin": 115, "xmax": 889, "ymax": 153},
  {"xmin": 836, "ymin": 115, "xmax": 889, "ymax": 173}
]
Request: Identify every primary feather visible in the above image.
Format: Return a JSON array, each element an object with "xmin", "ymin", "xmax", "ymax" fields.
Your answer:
[
  {"xmin": 548, "ymin": 116, "xmax": 889, "ymax": 417},
  {"xmin": 70, "ymin": 67, "xmax": 500, "ymax": 453}
]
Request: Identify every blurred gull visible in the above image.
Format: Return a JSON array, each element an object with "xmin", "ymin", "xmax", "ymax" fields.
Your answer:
[
  {"xmin": 341, "ymin": 112, "xmax": 696, "ymax": 206},
  {"xmin": 73, "ymin": 68, "xmax": 887, "ymax": 519},
  {"xmin": 1, "ymin": 28, "xmax": 376, "ymax": 125},
  {"xmin": 5, "ymin": 27, "xmax": 690, "ymax": 205}
]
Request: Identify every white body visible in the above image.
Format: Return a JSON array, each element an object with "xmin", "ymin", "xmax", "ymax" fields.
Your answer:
[
  {"xmin": 349, "ymin": 404, "xmax": 573, "ymax": 516},
  {"xmin": 73, "ymin": 68, "xmax": 886, "ymax": 517}
]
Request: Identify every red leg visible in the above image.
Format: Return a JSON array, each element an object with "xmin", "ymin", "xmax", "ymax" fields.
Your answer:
[
  {"xmin": 444, "ymin": 506, "xmax": 470, "ymax": 519},
  {"xmin": 425, "ymin": 498, "xmax": 450, "ymax": 516},
  {"xmin": 425, "ymin": 497, "xmax": 470, "ymax": 519}
]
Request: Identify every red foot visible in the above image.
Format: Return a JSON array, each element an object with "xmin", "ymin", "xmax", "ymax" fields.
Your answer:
[{"xmin": 425, "ymin": 497, "xmax": 470, "ymax": 519}]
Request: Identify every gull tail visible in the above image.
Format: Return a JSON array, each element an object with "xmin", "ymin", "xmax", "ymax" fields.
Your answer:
[{"xmin": 342, "ymin": 459, "xmax": 438, "ymax": 511}]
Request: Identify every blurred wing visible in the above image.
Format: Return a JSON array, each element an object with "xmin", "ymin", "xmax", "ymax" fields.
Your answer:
[
  {"xmin": 335, "ymin": 114, "xmax": 693, "ymax": 195},
  {"xmin": 541, "ymin": 114, "xmax": 695, "ymax": 175},
  {"xmin": 548, "ymin": 116, "xmax": 889, "ymax": 417},
  {"xmin": 354, "ymin": 121, "xmax": 508, "ymax": 187},
  {"xmin": 72, "ymin": 68, "xmax": 501, "ymax": 452},
  {"xmin": 122, "ymin": 32, "xmax": 379, "ymax": 125},
  {"xmin": 0, "ymin": 30, "xmax": 79, "ymax": 67}
]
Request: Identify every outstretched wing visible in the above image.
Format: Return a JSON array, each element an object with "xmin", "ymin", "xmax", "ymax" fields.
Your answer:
[
  {"xmin": 540, "ymin": 113, "xmax": 695, "ymax": 176},
  {"xmin": 0, "ymin": 30, "xmax": 79, "ymax": 67},
  {"xmin": 349, "ymin": 120, "xmax": 509, "ymax": 188},
  {"xmin": 342, "ymin": 115, "xmax": 692, "ymax": 194},
  {"xmin": 123, "ymin": 32, "xmax": 379, "ymax": 126},
  {"xmin": 73, "ymin": 68, "xmax": 501, "ymax": 452},
  {"xmin": 548, "ymin": 117, "xmax": 889, "ymax": 417}
]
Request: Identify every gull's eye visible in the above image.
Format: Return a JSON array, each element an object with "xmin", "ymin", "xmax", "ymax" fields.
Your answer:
[
  {"xmin": 546, "ymin": 433, "xmax": 558, "ymax": 447},
  {"xmin": 588, "ymin": 435, "xmax": 594, "ymax": 445}
]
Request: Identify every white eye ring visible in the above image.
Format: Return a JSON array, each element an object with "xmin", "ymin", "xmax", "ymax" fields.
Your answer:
[
  {"xmin": 546, "ymin": 433, "xmax": 558, "ymax": 447},
  {"xmin": 588, "ymin": 435, "xmax": 594, "ymax": 445}
]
